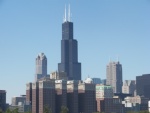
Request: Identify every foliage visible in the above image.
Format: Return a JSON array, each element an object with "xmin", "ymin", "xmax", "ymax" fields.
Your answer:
[
  {"xmin": 60, "ymin": 106, "xmax": 69, "ymax": 113},
  {"xmin": 43, "ymin": 105, "xmax": 52, "ymax": 113}
]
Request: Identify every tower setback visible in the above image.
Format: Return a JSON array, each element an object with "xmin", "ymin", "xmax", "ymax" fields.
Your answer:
[{"xmin": 58, "ymin": 6, "xmax": 81, "ymax": 80}]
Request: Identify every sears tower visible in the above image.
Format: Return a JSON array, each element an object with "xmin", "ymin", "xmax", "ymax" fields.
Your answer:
[{"xmin": 58, "ymin": 5, "xmax": 81, "ymax": 80}]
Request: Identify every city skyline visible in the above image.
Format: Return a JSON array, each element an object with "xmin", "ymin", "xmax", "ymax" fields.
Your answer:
[{"xmin": 0, "ymin": 0, "xmax": 150, "ymax": 103}]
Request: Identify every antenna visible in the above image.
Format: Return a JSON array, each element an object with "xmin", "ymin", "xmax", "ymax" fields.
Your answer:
[
  {"xmin": 68, "ymin": 4, "xmax": 71, "ymax": 22},
  {"xmin": 64, "ymin": 5, "xmax": 67, "ymax": 22}
]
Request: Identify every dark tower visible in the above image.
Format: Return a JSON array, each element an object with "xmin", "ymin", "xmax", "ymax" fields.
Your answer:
[{"xmin": 58, "ymin": 5, "xmax": 81, "ymax": 80}]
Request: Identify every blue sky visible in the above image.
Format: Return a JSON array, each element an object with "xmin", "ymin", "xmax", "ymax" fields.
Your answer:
[{"xmin": 0, "ymin": 0, "xmax": 150, "ymax": 103}]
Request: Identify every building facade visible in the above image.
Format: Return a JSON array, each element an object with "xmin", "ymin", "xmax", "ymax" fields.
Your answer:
[
  {"xmin": 78, "ymin": 78, "xmax": 96, "ymax": 113},
  {"xmin": 106, "ymin": 61, "xmax": 123, "ymax": 93},
  {"xmin": 67, "ymin": 80, "xmax": 78, "ymax": 113},
  {"xmin": 136, "ymin": 74, "xmax": 150, "ymax": 98},
  {"xmin": 35, "ymin": 53, "xmax": 47, "ymax": 81},
  {"xmin": 122, "ymin": 80, "xmax": 136, "ymax": 96},
  {"xmin": 0, "ymin": 90, "xmax": 6, "ymax": 111},
  {"xmin": 58, "ymin": 6, "xmax": 81, "ymax": 80},
  {"xmin": 11, "ymin": 95, "xmax": 26, "ymax": 106},
  {"xmin": 124, "ymin": 95, "xmax": 149, "ymax": 111},
  {"xmin": 92, "ymin": 78, "xmax": 101, "ymax": 84},
  {"xmin": 55, "ymin": 80, "xmax": 67, "ymax": 113}
]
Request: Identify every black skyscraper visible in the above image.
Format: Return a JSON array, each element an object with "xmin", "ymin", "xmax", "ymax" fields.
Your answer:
[{"xmin": 58, "ymin": 6, "xmax": 81, "ymax": 80}]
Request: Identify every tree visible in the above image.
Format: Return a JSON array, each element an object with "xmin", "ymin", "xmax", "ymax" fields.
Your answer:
[
  {"xmin": 12, "ymin": 108, "xmax": 19, "ymax": 113},
  {"xmin": 0, "ymin": 108, "xmax": 3, "ymax": 113},
  {"xmin": 5, "ymin": 109, "xmax": 11, "ymax": 113},
  {"xmin": 44, "ymin": 105, "xmax": 52, "ymax": 113},
  {"xmin": 60, "ymin": 106, "xmax": 69, "ymax": 113}
]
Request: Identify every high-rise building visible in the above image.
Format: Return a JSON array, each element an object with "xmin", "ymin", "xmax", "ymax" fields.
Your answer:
[
  {"xmin": 106, "ymin": 61, "xmax": 123, "ymax": 93},
  {"xmin": 58, "ymin": 5, "xmax": 81, "ymax": 80},
  {"xmin": 55, "ymin": 80, "xmax": 67, "ymax": 113},
  {"xmin": 39, "ymin": 80, "xmax": 55, "ymax": 113},
  {"xmin": 26, "ymin": 83, "xmax": 32, "ymax": 105},
  {"xmin": 122, "ymin": 80, "xmax": 136, "ymax": 96},
  {"xmin": 32, "ymin": 82, "xmax": 39, "ymax": 113},
  {"xmin": 67, "ymin": 80, "xmax": 78, "ymax": 113},
  {"xmin": 0, "ymin": 90, "xmax": 6, "ymax": 111},
  {"xmin": 136, "ymin": 74, "xmax": 150, "ymax": 98},
  {"xmin": 78, "ymin": 78, "xmax": 96, "ymax": 113},
  {"xmin": 35, "ymin": 53, "xmax": 47, "ymax": 81}
]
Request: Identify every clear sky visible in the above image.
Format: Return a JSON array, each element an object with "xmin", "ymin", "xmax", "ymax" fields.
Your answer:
[{"xmin": 0, "ymin": 0, "xmax": 150, "ymax": 103}]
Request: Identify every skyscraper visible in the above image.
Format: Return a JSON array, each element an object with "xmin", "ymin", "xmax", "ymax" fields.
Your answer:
[
  {"xmin": 122, "ymin": 80, "xmax": 136, "ymax": 96},
  {"xmin": 106, "ymin": 61, "xmax": 122, "ymax": 93},
  {"xmin": 35, "ymin": 53, "xmax": 47, "ymax": 81},
  {"xmin": 136, "ymin": 74, "xmax": 150, "ymax": 98},
  {"xmin": 58, "ymin": 5, "xmax": 81, "ymax": 80}
]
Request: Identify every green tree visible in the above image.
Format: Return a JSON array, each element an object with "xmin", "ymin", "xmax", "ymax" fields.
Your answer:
[
  {"xmin": 12, "ymin": 108, "xmax": 19, "ymax": 113},
  {"xmin": 0, "ymin": 108, "xmax": 3, "ymax": 113},
  {"xmin": 44, "ymin": 105, "xmax": 52, "ymax": 113},
  {"xmin": 5, "ymin": 109, "xmax": 12, "ymax": 113},
  {"xmin": 60, "ymin": 106, "xmax": 69, "ymax": 113}
]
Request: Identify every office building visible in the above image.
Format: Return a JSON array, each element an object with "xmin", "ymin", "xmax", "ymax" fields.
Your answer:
[
  {"xmin": 92, "ymin": 78, "xmax": 101, "ymax": 84},
  {"xmin": 58, "ymin": 5, "xmax": 81, "ymax": 80},
  {"xmin": 35, "ymin": 53, "xmax": 47, "ymax": 81},
  {"xmin": 55, "ymin": 80, "xmax": 67, "ymax": 113},
  {"xmin": 9, "ymin": 101, "xmax": 31, "ymax": 113},
  {"xmin": 136, "ymin": 74, "xmax": 150, "ymax": 98},
  {"xmin": 11, "ymin": 95, "xmax": 26, "ymax": 106},
  {"xmin": 106, "ymin": 61, "xmax": 123, "ymax": 93},
  {"xmin": 39, "ymin": 80, "xmax": 55, "ymax": 113},
  {"xmin": 26, "ymin": 83, "xmax": 32, "ymax": 105},
  {"xmin": 78, "ymin": 77, "xmax": 96, "ymax": 113},
  {"xmin": 50, "ymin": 71, "xmax": 68, "ymax": 80},
  {"xmin": 0, "ymin": 90, "xmax": 6, "ymax": 111},
  {"xmin": 96, "ymin": 85, "xmax": 113, "ymax": 112},
  {"xmin": 67, "ymin": 80, "xmax": 78, "ymax": 113},
  {"xmin": 95, "ymin": 84, "xmax": 123, "ymax": 113},
  {"xmin": 32, "ymin": 82, "xmax": 39, "ymax": 113},
  {"xmin": 101, "ymin": 79, "xmax": 106, "ymax": 85},
  {"xmin": 122, "ymin": 80, "xmax": 136, "ymax": 96},
  {"xmin": 124, "ymin": 95, "xmax": 149, "ymax": 111}
]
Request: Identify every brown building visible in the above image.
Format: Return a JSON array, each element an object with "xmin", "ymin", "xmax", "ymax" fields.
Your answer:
[
  {"xmin": 55, "ymin": 80, "xmax": 67, "ymax": 113},
  {"xmin": 32, "ymin": 82, "xmax": 39, "ymax": 113},
  {"xmin": 67, "ymin": 80, "xmax": 78, "ymax": 113},
  {"xmin": 26, "ymin": 83, "xmax": 32, "ymax": 104},
  {"xmin": 0, "ymin": 90, "xmax": 6, "ymax": 111},
  {"xmin": 39, "ymin": 80, "xmax": 55, "ymax": 113},
  {"xmin": 78, "ymin": 80, "xmax": 96, "ymax": 113}
]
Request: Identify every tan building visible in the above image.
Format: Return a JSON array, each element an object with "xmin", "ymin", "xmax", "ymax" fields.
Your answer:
[
  {"xmin": 122, "ymin": 80, "xmax": 136, "ymax": 96},
  {"xmin": 50, "ymin": 71, "xmax": 68, "ymax": 80},
  {"xmin": 123, "ymin": 95, "xmax": 149, "ymax": 111}
]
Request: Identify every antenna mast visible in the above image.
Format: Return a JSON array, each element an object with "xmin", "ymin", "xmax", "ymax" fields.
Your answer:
[{"xmin": 68, "ymin": 4, "xmax": 71, "ymax": 22}]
